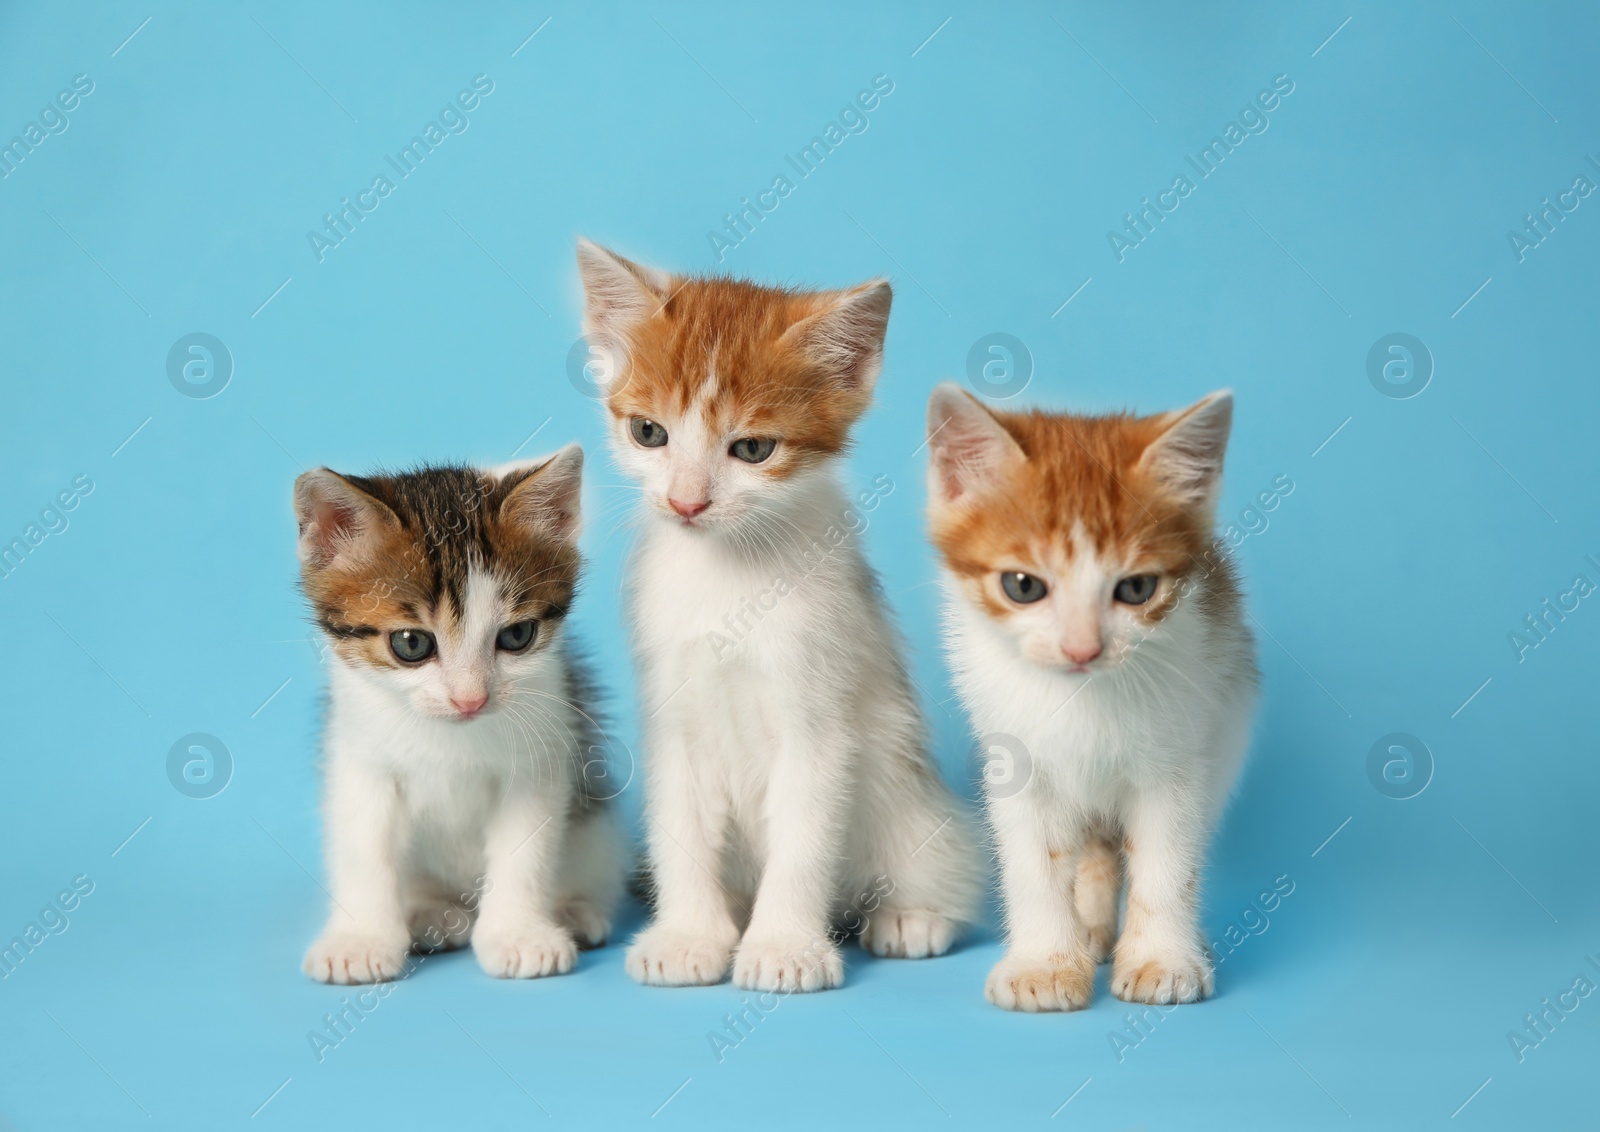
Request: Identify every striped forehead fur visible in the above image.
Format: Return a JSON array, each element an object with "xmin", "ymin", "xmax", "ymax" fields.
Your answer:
[
  {"xmin": 612, "ymin": 277, "xmax": 872, "ymax": 464},
  {"xmin": 300, "ymin": 464, "xmax": 578, "ymax": 661},
  {"xmin": 578, "ymin": 243, "xmax": 891, "ymax": 474},
  {"xmin": 930, "ymin": 401, "xmax": 1238, "ymax": 624}
]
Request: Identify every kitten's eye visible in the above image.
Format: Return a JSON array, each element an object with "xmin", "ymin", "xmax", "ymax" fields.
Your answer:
[
  {"xmin": 1000, "ymin": 572, "xmax": 1048, "ymax": 604},
  {"xmin": 729, "ymin": 437, "xmax": 777, "ymax": 464},
  {"xmin": 1113, "ymin": 574, "xmax": 1159, "ymax": 605},
  {"xmin": 630, "ymin": 418, "xmax": 668, "ymax": 448},
  {"xmin": 496, "ymin": 620, "xmax": 537, "ymax": 653},
  {"xmin": 389, "ymin": 628, "xmax": 436, "ymax": 663}
]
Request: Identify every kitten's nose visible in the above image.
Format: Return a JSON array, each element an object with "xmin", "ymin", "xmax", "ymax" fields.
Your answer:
[
  {"xmin": 670, "ymin": 498, "xmax": 710, "ymax": 519},
  {"xmin": 1061, "ymin": 642, "xmax": 1102, "ymax": 665},
  {"xmin": 450, "ymin": 693, "xmax": 488, "ymax": 718}
]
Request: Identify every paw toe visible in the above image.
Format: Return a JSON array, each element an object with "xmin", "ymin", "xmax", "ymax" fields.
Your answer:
[
  {"xmin": 473, "ymin": 927, "xmax": 578, "ymax": 979},
  {"xmin": 302, "ymin": 932, "xmax": 409, "ymax": 985},
  {"xmin": 733, "ymin": 937, "xmax": 844, "ymax": 992},
  {"xmin": 984, "ymin": 952, "xmax": 1095, "ymax": 1012},
  {"xmin": 1111, "ymin": 954, "xmax": 1213, "ymax": 1004},
  {"xmin": 860, "ymin": 911, "xmax": 956, "ymax": 959},
  {"xmin": 624, "ymin": 929, "xmax": 733, "ymax": 986}
]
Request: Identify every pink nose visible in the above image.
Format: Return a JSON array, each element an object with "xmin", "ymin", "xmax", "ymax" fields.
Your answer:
[
  {"xmin": 1062, "ymin": 643, "xmax": 1102, "ymax": 665},
  {"xmin": 450, "ymin": 693, "xmax": 488, "ymax": 717},
  {"xmin": 670, "ymin": 498, "xmax": 710, "ymax": 519}
]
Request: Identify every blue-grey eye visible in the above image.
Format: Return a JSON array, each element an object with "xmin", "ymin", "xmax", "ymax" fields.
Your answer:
[
  {"xmin": 730, "ymin": 437, "xmax": 777, "ymax": 464},
  {"xmin": 1114, "ymin": 574, "xmax": 1159, "ymax": 605},
  {"xmin": 1000, "ymin": 572, "xmax": 1047, "ymax": 604},
  {"xmin": 497, "ymin": 620, "xmax": 537, "ymax": 653},
  {"xmin": 389, "ymin": 628, "xmax": 435, "ymax": 663},
  {"xmin": 630, "ymin": 418, "xmax": 667, "ymax": 448}
]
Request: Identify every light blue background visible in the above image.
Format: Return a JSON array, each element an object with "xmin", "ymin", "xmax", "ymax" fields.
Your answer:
[{"xmin": 2, "ymin": 2, "xmax": 1596, "ymax": 1128}]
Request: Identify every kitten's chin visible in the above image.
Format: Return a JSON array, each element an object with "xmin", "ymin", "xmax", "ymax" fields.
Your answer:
[{"xmin": 1044, "ymin": 661, "xmax": 1098, "ymax": 676}]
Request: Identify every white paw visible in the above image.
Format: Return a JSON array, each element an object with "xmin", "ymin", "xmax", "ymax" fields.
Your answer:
[
  {"xmin": 732, "ymin": 935, "xmax": 843, "ymax": 993},
  {"xmin": 859, "ymin": 910, "xmax": 957, "ymax": 959},
  {"xmin": 303, "ymin": 930, "xmax": 410, "ymax": 985},
  {"xmin": 984, "ymin": 951, "xmax": 1095, "ymax": 1013},
  {"xmin": 625, "ymin": 925, "xmax": 734, "ymax": 986},
  {"xmin": 558, "ymin": 900, "xmax": 611, "ymax": 950},
  {"xmin": 408, "ymin": 904, "xmax": 472, "ymax": 953},
  {"xmin": 472, "ymin": 922, "xmax": 578, "ymax": 979},
  {"xmin": 1110, "ymin": 948, "xmax": 1214, "ymax": 1004}
]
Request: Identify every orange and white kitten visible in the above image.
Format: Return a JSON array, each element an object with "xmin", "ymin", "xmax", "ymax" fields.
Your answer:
[
  {"xmin": 577, "ymin": 240, "xmax": 980, "ymax": 993},
  {"xmin": 926, "ymin": 385, "xmax": 1258, "ymax": 1012}
]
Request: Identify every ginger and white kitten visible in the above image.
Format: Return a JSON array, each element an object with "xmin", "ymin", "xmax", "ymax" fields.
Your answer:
[
  {"xmin": 576, "ymin": 239, "xmax": 980, "ymax": 993},
  {"xmin": 926, "ymin": 384, "xmax": 1258, "ymax": 1012},
  {"xmin": 294, "ymin": 446, "xmax": 623, "ymax": 984}
]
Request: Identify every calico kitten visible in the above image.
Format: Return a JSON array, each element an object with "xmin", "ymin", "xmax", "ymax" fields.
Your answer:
[
  {"xmin": 576, "ymin": 239, "xmax": 980, "ymax": 993},
  {"xmin": 926, "ymin": 384, "xmax": 1258, "ymax": 1012},
  {"xmin": 294, "ymin": 446, "xmax": 623, "ymax": 984}
]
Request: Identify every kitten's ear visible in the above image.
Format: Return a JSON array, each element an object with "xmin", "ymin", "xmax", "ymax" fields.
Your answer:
[
  {"xmin": 293, "ymin": 470, "xmax": 399, "ymax": 568},
  {"xmin": 499, "ymin": 443, "xmax": 583, "ymax": 541},
  {"xmin": 1138, "ymin": 390, "xmax": 1233, "ymax": 510},
  {"xmin": 780, "ymin": 279, "xmax": 892, "ymax": 392},
  {"xmin": 575, "ymin": 238, "xmax": 673, "ymax": 349},
  {"xmin": 926, "ymin": 382, "xmax": 1025, "ymax": 505}
]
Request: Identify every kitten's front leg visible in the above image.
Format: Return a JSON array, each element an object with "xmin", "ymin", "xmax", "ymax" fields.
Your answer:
[
  {"xmin": 1112, "ymin": 781, "xmax": 1213, "ymax": 1005},
  {"xmin": 473, "ymin": 793, "xmax": 577, "ymax": 979},
  {"xmin": 984, "ymin": 790, "xmax": 1096, "ymax": 1012},
  {"xmin": 731, "ymin": 723, "xmax": 849, "ymax": 993},
  {"xmin": 303, "ymin": 759, "xmax": 412, "ymax": 984},
  {"xmin": 626, "ymin": 727, "xmax": 741, "ymax": 987}
]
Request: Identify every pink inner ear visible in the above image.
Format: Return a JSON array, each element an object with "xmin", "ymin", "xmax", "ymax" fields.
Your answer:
[
  {"xmin": 933, "ymin": 443, "xmax": 975, "ymax": 501},
  {"xmin": 785, "ymin": 283, "xmax": 891, "ymax": 390},
  {"xmin": 933, "ymin": 422, "xmax": 1012, "ymax": 503},
  {"xmin": 307, "ymin": 497, "xmax": 360, "ymax": 564},
  {"xmin": 502, "ymin": 463, "xmax": 581, "ymax": 540}
]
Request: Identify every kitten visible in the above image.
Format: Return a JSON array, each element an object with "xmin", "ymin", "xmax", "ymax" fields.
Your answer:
[
  {"xmin": 576, "ymin": 239, "xmax": 980, "ymax": 992},
  {"xmin": 294, "ymin": 446, "xmax": 623, "ymax": 984},
  {"xmin": 926, "ymin": 384, "xmax": 1258, "ymax": 1012}
]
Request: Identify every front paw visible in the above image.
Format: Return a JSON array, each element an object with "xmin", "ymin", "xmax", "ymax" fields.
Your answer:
[
  {"xmin": 732, "ymin": 935, "xmax": 843, "ymax": 992},
  {"xmin": 303, "ymin": 930, "xmax": 410, "ymax": 984},
  {"xmin": 1110, "ymin": 947, "xmax": 1213, "ymax": 1004},
  {"xmin": 625, "ymin": 925, "xmax": 735, "ymax": 987},
  {"xmin": 472, "ymin": 921, "xmax": 578, "ymax": 979},
  {"xmin": 984, "ymin": 951, "xmax": 1095, "ymax": 1012},
  {"xmin": 859, "ymin": 910, "xmax": 957, "ymax": 959}
]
